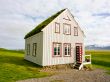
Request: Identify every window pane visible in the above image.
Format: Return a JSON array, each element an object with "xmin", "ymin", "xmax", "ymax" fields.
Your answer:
[
  {"xmin": 64, "ymin": 44, "xmax": 71, "ymax": 56},
  {"xmin": 53, "ymin": 43, "xmax": 61, "ymax": 56},
  {"xmin": 33, "ymin": 43, "xmax": 37, "ymax": 56},
  {"xmin": 74, "ymin": 27, "xmax": 78, "ymax": 36},
  {"xmin": 55, "ymin": 23, "xmax": 60, "ymax": 33},
  {"xmin": 54, "ymin": 47, "xmax": 57, "ymax": 52},
  {"xmin": 54, "ymin": 51, "xmax": 57, "ymax": 55},
  {"xmin": 65, "ymin": 47, "xmax": 67, "ymax": 55},
  {"xmin": 64, "ymin": 24, "xmax": 71, "ymax": 34},
  {"xmin": 27, "ymin": 44, "xmax": 30, "ymax": 55}
]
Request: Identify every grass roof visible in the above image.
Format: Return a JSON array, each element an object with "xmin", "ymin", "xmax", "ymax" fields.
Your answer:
[{"xmin": 24, "ymin": 9, "xmax": 66, "ymax": 39}]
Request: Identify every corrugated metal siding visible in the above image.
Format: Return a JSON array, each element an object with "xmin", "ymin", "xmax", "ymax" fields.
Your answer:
[
  {"xmin": 42, "ymin": 9, "xmax": 85, "ymax": 66},
  {"xmin": 24, "ymin": 32, "xmax": 43, "ymax": 66}
]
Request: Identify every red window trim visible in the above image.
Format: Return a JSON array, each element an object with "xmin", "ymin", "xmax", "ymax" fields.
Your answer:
[
  {"xmin": 55, "ymin": 22, "xmax": 60, "ymax": 33},
  {"xmin": 52, "ymin": 42, "xmax": 62, "ymax": 57},
  {"xmin": 63, "ymin": 43, "xmax": 71, "ymax": 57},
  {"xmin": 74, "ymin": 27, "xmax": 78, "ymax": 36},
  {"xmin": 63, "ymin": 23, "xmax": 71, "ymax": 35}
]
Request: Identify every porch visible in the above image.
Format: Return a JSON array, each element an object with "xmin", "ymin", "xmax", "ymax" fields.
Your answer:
[{"xmin": 83, "ymin": 54, "xmax": 91, "ymax": 65}]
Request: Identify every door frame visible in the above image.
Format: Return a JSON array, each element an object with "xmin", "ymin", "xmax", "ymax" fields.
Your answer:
[{"xmin": 75, "ymin": 43, "xmax": 83, "ymax": 63}]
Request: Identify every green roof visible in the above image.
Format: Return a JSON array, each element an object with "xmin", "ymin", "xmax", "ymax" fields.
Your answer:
[{"xmin": 24, "ymin": 9, "xmax": 66, "ymax": 39}]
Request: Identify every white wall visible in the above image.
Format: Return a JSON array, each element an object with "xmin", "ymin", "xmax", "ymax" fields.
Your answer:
[
  {"xmin": 24, "ymin": 32, "xmax": 43, "ymax": 66},
  {"xmin": 42, "ymin": 9, "xmax": 85, "ymax": 66}
]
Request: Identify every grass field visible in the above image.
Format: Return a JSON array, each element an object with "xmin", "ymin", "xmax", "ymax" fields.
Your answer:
[
  {"xmin": 0, "ymin": 48, "xmax": 51, "ymax": 82},
  {"xmin": 0, "ymin": 48, "xmax": 110, "ymax": 82},
  {"xmin": 86, "ymin": 50, "xmax": 110, "ymax": 74}
]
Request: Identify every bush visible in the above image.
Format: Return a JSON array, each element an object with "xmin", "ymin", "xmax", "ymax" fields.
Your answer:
[{"xmin": 83, "ymin": 64, "xmax": 93, "ymax": 71}]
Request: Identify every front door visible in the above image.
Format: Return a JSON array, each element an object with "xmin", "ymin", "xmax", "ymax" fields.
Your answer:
[{"xmin": 76, "ymin": 43, "xmax": 82, "ymax": 63}]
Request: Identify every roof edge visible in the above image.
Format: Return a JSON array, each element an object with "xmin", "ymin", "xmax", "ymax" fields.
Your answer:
[{"xmin": 24, "ymin": 9, "xmax": 66, "ymax": 39}]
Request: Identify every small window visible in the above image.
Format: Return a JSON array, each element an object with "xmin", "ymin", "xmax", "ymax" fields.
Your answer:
[
  {"xmin": 55, "ymin": 22, "xmax": 60, "ymax": 33},
  {"xmin": 64, "ymin": 43, "xmax": 71, "ymax": 56},
  {"xmin": 74, "ymin": 27, "xmax": 78, "ymax": 36},
  {"xmin": 53, "ymin": 43, "xmax": 62, "ymax": 57},
  {"xmin": 27, "ymin": 44, "xmax": 30, "ymax": 55},
  {"xmin": 63, "ymin": 16, "xmax": 71, "ymax": 21},
  {"xmin": 32, "ymin": 43, "xmax": 37, "ymax": 56},
  {"xmin": 63, "ymin": 23, "xmax": 71, "ymax": 35}
]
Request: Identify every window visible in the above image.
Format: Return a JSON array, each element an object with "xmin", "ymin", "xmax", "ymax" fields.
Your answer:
[
  {"xmin": 74, "ymin": 27, "xmax": 78, "ymax": 36},
  {"xmin": 32, "ymin": 43, "xmax": 37, "ymax": 56},
  {"xmin": 27, "ymin": 44, "xmax": 30, "ymax": 55},
  {"xmin": 53, "ymin": 43, "xmax": 62, "ymax": 57},
  {"xmin": 64, "ymin": 43, "xmax": 71, "ymax": 56},
  {"xmin": 63, "ymin": 16, "xmax": 71, "ymax": 21},
  {"xmin": 63, "ymin": 23, "xmax": 71, "ymax": 35},
  {"xmin": 55, "ymin": 22, "xmax": 60, "ymax": 33}
]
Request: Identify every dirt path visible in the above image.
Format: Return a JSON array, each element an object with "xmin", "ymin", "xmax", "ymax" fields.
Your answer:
[{"xmin": 17, "ymin": 69, "xmax": 110, "ymax": 82}]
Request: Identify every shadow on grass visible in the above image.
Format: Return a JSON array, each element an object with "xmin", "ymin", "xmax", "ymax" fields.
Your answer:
[
  {"xmin": 0, "ymin": 55, "xmax": 42, "ymax": 68},
  {"xmin": 92, "ymin": 59, "xmax": 110, "ymax": 68}
]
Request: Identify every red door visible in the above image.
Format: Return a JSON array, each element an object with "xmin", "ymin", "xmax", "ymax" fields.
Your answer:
[{"xmin": 76, "ymin": 45, "xmax": 82, "ymax": 63}]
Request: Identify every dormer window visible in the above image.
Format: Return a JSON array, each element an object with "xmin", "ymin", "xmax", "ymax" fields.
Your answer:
[
  {"xmin": 63, "ymin": 23, "xmax": 71, "ymax": 35},
  {"xmin": 55, "ymin": 22, "xmax": 60, "ymax": 33},
  {"xmin": 74, "ymin": 27, "xmax": 78, "ymax": 36}
]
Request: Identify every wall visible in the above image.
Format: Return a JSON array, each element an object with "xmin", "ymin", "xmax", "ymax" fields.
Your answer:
[
  {"xmin": 24, "ymin": 32, "xmax": 43, "ymax": 66},
  {"xmin": 42, "ymin": 9, "xmax": 85, "ymax": 66}
]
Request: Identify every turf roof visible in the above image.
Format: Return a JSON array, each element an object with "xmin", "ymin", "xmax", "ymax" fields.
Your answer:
[{"xmin": 24, "ymin": 9, "xmax": 66, "ymax": 39}]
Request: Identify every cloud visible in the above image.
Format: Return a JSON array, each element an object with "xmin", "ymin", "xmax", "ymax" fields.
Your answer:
[{"xmin": 0, "ymin": 0, "xmax": 110, "ymax": 49}]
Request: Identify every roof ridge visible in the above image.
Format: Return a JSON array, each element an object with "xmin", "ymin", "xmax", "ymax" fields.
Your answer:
[{"xmin": 24, "ymin": 9, "xmax": 66, "ymax": 39}]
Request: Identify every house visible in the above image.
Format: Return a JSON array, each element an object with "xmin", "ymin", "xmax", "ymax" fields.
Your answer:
[{"xmin": 24, "ymin": 8, "xmax": 89, "ymax": 69}]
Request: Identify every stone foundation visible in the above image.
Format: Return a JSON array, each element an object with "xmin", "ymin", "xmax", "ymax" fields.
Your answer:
[{"xmin": 42, "ymin": 63, "xmax": 74, "ymax": 71}]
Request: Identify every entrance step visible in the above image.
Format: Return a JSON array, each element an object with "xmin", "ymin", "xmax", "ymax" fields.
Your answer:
[{"xmin": 74, "ymin": 62, "xmax": 83, "ymax": 70}]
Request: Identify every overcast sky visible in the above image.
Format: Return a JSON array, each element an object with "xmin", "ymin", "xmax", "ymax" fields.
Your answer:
[{"xmin": 0, "ymin": 0, "xmax": 110, "ymax": 49}]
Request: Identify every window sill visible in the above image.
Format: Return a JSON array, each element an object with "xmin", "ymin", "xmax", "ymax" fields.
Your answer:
[
  {"xmin": 64, "ymin": 55, "xmax": 71, "ymax": 57},
  {"xmin": 64, "ymin": 33, "xmax": 71, "ymax": 35},
  {"xmin": 52, "ymin": 55, "xmax": 62, "ymax": 57}
]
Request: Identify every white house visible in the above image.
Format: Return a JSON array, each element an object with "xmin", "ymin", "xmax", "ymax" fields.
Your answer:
[{"xmin": 24, "ymin": 9, "xmax": 89, "ymax": 69}]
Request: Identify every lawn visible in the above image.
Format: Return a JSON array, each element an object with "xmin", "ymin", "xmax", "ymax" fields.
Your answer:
[
  {"xmin": 86, "ymin": 50, "xmax": 110, "ymax": 74},
  {"xmin": 0, "ymin": 48, "xmax": 51, "ymax": 82},
  {"xmin": 0, "ymin": 48, "xmax": 110, "ymax": 82}
]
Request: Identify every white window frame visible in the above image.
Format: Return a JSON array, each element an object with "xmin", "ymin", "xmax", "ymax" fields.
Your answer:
[
  {"xmin": 53, "ymin": 42, "xmax": 62, "ymax": 57},
  {"xmin": 64, "ymin": 43, "xmax": 71, "ymax": 57},
  {"xmin": 74, "ymin": 27, "xmax": 78, "ymax": 36},
  {"xmin": 27, "ymin": 44, "xmax": 30, "ymax": 55},
  {"xmin": 63, "ymin": 23, "xmax": 71, "ymax": 35},
  {"xmin": 32, "ymin": 43, "xmax": 37, "ymax": 57},
  {"xmin": 55, "ymin": 22, "xmax": 60, "ymax": 33}
]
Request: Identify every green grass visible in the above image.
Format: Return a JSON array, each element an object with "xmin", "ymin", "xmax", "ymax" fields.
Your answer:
[
  {"xmin": 86, "ymin": 50, "xmax": 110, "ymax": 73},
  {"xmin": 0, "ymin": 49, "xmax": 51, "ymax": 82}
]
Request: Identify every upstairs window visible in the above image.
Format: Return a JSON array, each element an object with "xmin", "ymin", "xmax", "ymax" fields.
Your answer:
[
  {"xmin": 55, "ymin": 22, "xmax": 60, "ymax": 33},
  {"xmin": 27, "ymin": 44, "xmax": 30, "ymax": 55},
  {"xmin": 74, "ymin": 27, "xmax": 78, "ymax": 36},
  {"xmin": 64, "ymin": 43, "xmax": 71, "ymax": 56},
  {"xmin": 32, "ymin": 43, "xmax": 37, "ymax": 57},
  {"xmin": 53, "ymin": 43, "xmax": 62, "ymax": 57},
  {"xmin": 63, "ymin": 23, "xmax": 71, "ymax": 35}
]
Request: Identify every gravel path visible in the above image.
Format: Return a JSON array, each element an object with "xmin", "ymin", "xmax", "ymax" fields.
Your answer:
[{"xmin": 17, "ymin": 69, "xmax": 110, "ymax": 82}]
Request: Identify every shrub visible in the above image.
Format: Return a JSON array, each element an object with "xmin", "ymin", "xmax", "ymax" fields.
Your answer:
[{"xmin": 83, "ymin": 64, "xmax": 93, "ymax": 71}]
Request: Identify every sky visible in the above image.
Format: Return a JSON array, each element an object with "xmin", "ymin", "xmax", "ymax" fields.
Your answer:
[{"xmin": 0, "ymin": 0, "xmax": 110, "ymax": 49}]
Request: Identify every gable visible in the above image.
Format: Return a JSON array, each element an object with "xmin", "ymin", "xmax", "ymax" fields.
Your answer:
[
  {"xmin": 24, "ymin": 9, "xmax": 66, "ymax": 39},
  {"xmin": 63, "ymin": 15, "xmax": 71, "ymax": 21},
  {"xmin": 65, "ymin": 9, "xmax": 85, "ymax": 36}
]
